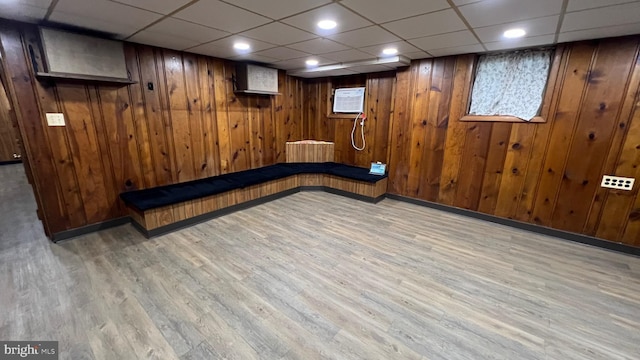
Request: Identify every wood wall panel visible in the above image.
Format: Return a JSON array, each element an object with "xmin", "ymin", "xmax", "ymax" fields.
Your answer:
[
  {"xmin": 305, "ymin": 36, "xmax": 640, "ymax": 247},
  {"xmin": 0, "ymin": 74, "xmax": 21, "ymax": 162},
  {"xmin": 0, "ymin": 20, "xmax": 303, "ymax": 236}
]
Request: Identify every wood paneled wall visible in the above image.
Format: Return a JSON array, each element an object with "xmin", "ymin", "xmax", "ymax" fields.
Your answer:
[
  {"xmin": 303, "ymin": 72, "xmax": 394, "ymax": 167},
  {"xmin": 0, "ymin": 72, "xmax": 21, "ymax": 162},
  {"xmin": 304, "ymin": 36, "xmax": 640, "ymax": 247},
  {"xmin": 0, "ymin": 21, "xmax": 304, "ymax": 236}
]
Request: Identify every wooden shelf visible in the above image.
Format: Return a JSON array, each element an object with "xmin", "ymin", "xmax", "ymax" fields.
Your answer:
[{"xmin": 36, "ymin": 72, "xmax": 136, "ymax": 85}]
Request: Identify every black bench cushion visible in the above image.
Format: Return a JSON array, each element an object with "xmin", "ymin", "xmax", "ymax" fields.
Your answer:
[{"xmin": 120, "ymin": 162, "xmax": 387, "ymax": 211}]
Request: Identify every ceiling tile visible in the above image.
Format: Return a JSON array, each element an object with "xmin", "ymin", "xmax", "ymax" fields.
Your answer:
[
  {"xmin": 428, "ymin": 44, "xmax": 484, "ymax": 57},
  {"xmin": 50, "ymin": 0, "xmax": 161, "ymax": 38},
  {"xmin": 404, "ymin": 51, "xmax": 431, "ymax": 59},
  {"xmin": 0, "ymin": 2, "xmax": 49, "ymax": 22},
  {"xmin": 458, "ymin": 0, "xmax": 562, "ymax": 28},
  {"xmin": 254, "ymin": 47, "xmax": 309, "ymax": 60},
  {"xmin": 322, "ymin": 49, "xmax": 373, "ymax": 62},
  {"xmin": 287, "ymin": 38, "xmax": 350, "ymax": 54},
  {"xmin": 273, "ymin": 56, "xmax": 334, "ymax": 70},
  {"xmin": 128, "ymin": 33, "xmax": 199, "ymax": 51},
  {"xmin": 452, "ymin": 0, "xmax": 483, "ymax": 5},
  {"xmin": 112, "ymin": 0, "xmax": 191, "ymax": 14},
  {"xmin": 239, "ymin": 22, "xmax": 317, "ymax": 46},
  {"xmin": 382, "ymin": 9, "xmax": 467, "ymax": 40},
  {"xmin": 129, "ymin": 18, "xmax": 230, "ymax": 45},
  {"xmin": 18, "ymin": 0, "xmax": 51, "ymax": 7},
  {"xmin": 327, "ymin": 26, "xmax": 400, "ymax": 48},
  {"xmin": 409, "ymin": 30, "xmax": 478, "ymax": 51},
  {"xmin": 230, "ymin": 0, "xmax": 332, "ymax": 20},
  {"xmin": 281, "ymin": 3, "xmax": 373, "ymax": 36},
  {"xmin": 561, "ymin": 2, "xmax": 640, "ymax": 32},
  {"xmin": 187, "ymin": 44, "xmax": 239, "ymax": 59},
  {"xmin": 230, "ymin": 53, "xmax": 279, "ymax": 64},
  {"xmin": 347, "ymin": 64, "xmax": 395, "ymax": 74},
  {"xmin": 359, "ymin": 41, "xmax": 422, "ymax": 57},
  {"xmin": 484, "ymin": 34, "xmax": 555, "ymax": 51},
  {"xmin": 567, "ymin": 0, "xmax": 637, "ymax": 12},
  {"xmin": 558, "ymin": 22, "xmax": 640, "ymax": 43},
  {"xmin": 474, "ymin": 15, "xmax": 559, "ymax": 43},
  {"xmin": 339, "ymin": 0, "xmax": 450, "ymax": 23},
  {"xmin": 173, "ymin": 0, "xmax": 271, "ymax": 33},
  {"xmin": 199, "ymin": 36, "xmax": 276, "ymax": 53}
]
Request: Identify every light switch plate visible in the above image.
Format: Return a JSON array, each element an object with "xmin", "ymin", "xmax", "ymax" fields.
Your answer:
[
  {"xmin": 601, "ymin": 175, "xmax": 635, "ymax": 190},
  {"xmin": 46, "ymin": 113, "xmax": 65, "ymax": 126}
]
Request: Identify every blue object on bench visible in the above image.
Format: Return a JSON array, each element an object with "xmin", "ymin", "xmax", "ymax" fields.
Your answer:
[{"xmin": 120, "ymin": 162, "xmax": 387, "ymax": 212}]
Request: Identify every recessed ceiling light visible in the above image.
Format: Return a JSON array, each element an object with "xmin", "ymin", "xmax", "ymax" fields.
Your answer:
[
  {"xmin": 503, "ymin": 28, "xmax": 526, "ymax": 39},
  {"xmin": 306, "ymin": 59, "xmax": 319, "ymax": 66},
  {"xmin": 317, "ymin": 20, "xmax": 337, "ymax": 30},
  {"xmin": 382, "ymin": 48, "xmax": 398, "ymax": 55},
  {"xmin": 233, "ymin": 42, "xmax": 251, "ymax": 50}
]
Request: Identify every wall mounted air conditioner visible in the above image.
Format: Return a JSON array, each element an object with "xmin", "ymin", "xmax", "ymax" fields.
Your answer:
[
  {"xmin": 36, "ymin": 27, "xmax": 133, "ymax": 84},
  {"xmin": 234, "ymin": 64, "xmax": 279, "ymax": 95}
]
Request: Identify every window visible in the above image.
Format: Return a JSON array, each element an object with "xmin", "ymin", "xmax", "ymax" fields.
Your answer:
[{"xmin": 463, "ymin": 49, "xmax": 554, "ymax": 122}]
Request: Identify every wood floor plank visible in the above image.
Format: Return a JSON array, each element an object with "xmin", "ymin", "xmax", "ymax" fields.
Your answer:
[{"xmin": 2, "ymin": 164, "xmax": 640, "ymax": 359}]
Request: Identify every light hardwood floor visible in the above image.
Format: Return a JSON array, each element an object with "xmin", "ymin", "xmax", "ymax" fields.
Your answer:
[{"xmin": 2, "ymin": 163, "xmax": 640, "ymax": 360}]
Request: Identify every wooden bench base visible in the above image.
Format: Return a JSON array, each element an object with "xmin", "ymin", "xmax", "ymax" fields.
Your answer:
[{"xmin": 128, "ymin": 174, "xmax": 387, "ymax": 238}]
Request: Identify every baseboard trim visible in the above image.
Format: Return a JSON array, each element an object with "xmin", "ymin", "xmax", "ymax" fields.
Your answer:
[
  {"xmin": 0, "ymin": 160, "xmax": 22, "ymax": 166},
  {"xmin": 300, "ymin": 186, "xmax": 386, "ymax": 203},
  {"xmin": 51, "ymin": 217, "xmax": 131, "ymax": 242},
  {"xmin": 385, "ymin": 194, "xmax": 640, "ymax": 257}
]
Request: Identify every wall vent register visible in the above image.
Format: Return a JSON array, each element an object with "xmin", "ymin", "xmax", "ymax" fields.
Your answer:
[{"xmin": 601, "ymin": 175, "xmax": 635, "ymax": 190}]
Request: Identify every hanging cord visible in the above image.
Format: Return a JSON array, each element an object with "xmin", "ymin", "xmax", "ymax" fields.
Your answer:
[{"xmin": 351, "ymin": 112, "xmax": 366, "ymax": 151}]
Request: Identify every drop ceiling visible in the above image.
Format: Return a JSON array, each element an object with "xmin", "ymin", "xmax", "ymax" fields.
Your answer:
[{"xmin": 2, "ymin": 0, "xmax": 640, "ymax": 74}]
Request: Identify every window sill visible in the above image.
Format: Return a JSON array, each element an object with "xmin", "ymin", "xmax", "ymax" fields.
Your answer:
[
  {"xmin": 327, "ymin": 113, "xmax": 361, "ymax": 119},
  {"xmin": 460, "ymin": 115, "xmax": 546, "ymax": 123}
]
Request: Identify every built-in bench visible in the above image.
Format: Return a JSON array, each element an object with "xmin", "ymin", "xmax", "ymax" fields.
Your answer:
[{"xmin": 121, "ymin": 161, "xmax": 387, "ymax": 237}]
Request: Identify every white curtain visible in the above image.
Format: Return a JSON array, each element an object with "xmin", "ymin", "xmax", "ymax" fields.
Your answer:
[{"xmin": 469, "ymin": 49, "xmax": 552, "ymax": 121}]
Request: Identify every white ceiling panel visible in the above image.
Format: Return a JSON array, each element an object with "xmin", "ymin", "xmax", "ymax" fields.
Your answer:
[
  {"xmin": 0, "ymin": 2, "xmax": 49, "ymax": 22},
  {"xmin": 231, "ymin": 53, "xmax": 280, "ymax": 64},
  {"xmin": 281, "ymin": 3, "xmax": 373, "ymax": 36},
  {"xmin": 339, "ymin": 0, "xmax": 450, "ymax": 23},
  {"xmin": 239, "ymin": 22, "xmax": 317, "ymax": 46},
  {"xmin": 50, "ymin": 0, "xmax": 161, "ymax": 38},
  {"xmin": 254, "ymin": 47, "xmax": 309, "ymax": 60},
  {"xmin": 273, "ymin": 56, "xmax": 334, "ymax": 69},
  {"xmin": 129, "ymin": 18, "xmax": 230, "ymax": 45},
  {"xmin": 198, "ymin": 36, "xmax": 276, "ymax": 53},
  {"xmin": 474, "ymin": 16, "xmax": 559, "ymax": 43},
  {"xmin": 288, "ymin": 38, "xmax": 350, "ymax": 53},
  {"xmin": 128, "ymin": 32, "xmax": 199, "ymax": 51},
  {"xmin": 322, "ymin": 49, "xmax": 373, "ymax": 62},
  {"xmin": 452, "ymin": 0, "xmax": 484, "ymax": 5},
  {"xmin": 558, "ymin": 22, "xmax": 640, "ymax": 43},
  {"xmin": 382, "ymin": 9, "xmax": 467, "ymax": 40},
  {"xmin": 230, "ymin": 0, "xmax": 332, "ymax": 20},
  {"xmin": 17, "ymin": 0, "xmax": 51, "ymax": 7},
  {"xmin": 484, "ymin": 34, "xmax": 555, "ymax": 51},
  {"xmin": 428, "ymin": 44, "xmax": 484, "ymax": 57},
  {"xmin": 112, "ymin": 0, "xmax": 191, "ymax": 15},
  {"xmin": 567, "ymin": 0, "xmax": 638, "ymax": 12},
  {"xmin": 459, "ymin": 0, "xmax": 563, "ymax": 28},
  {"xmin": 404, "ymin": 51, "xmax": 432, "ymax": 59},
  {"xmin": 358, "ymin": 41, "xmax": 422, "ymax": 57},
  {"xmin": 327, "ymin": 26, "xmax": 400, "ymax": 48},
  {"xmin": 561, "ymin": 2, "xmax": 640, "ymax": 32},
  {"xmin": 187, "ymin": 43, "xmax": 240, "ymax": 59},
  {"xmin": 173, "ymin": 0, "xmax": 271, "ymax": 33},
  {"xmin": 409, "ymin": 30, "xmax": 478, "ymax": 52}
]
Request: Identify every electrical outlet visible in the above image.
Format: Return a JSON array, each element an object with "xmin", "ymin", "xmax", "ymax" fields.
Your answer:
[
  {"xmin": 601, "ymin": 175, "xmax": 635, "ymax": 190},
  {"xmin": 46, "ymin": 113, "xmax": 65, "ymax": 126}
]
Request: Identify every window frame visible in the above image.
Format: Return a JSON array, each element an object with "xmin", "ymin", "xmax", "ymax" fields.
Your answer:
[{"xmin": 460, "ymin": 46, "xmax": 564, "ymax": 123}]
